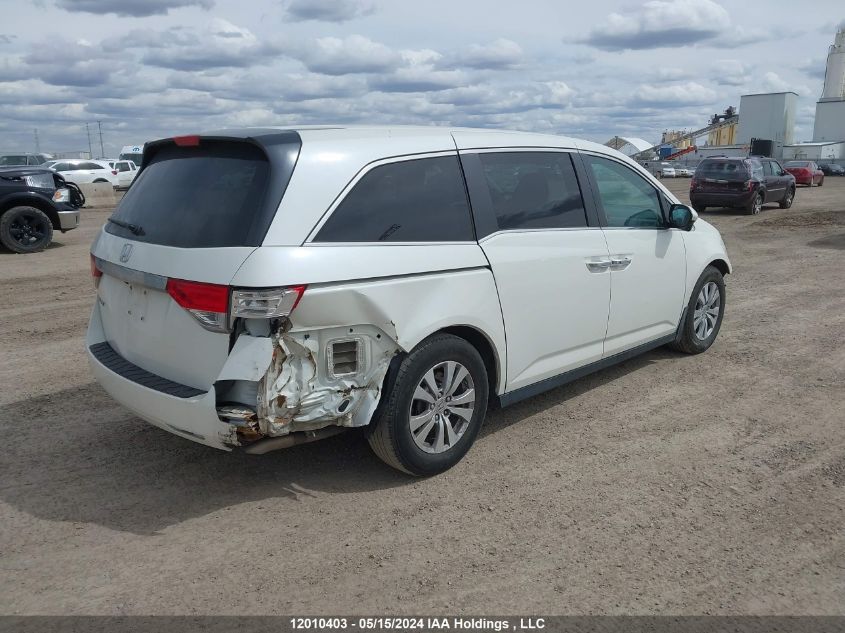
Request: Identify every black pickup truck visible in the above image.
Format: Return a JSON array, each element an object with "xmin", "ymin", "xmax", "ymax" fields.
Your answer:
[{"xmin": 0, "ymin": 166, "xmax": 83, "ymax": 253}]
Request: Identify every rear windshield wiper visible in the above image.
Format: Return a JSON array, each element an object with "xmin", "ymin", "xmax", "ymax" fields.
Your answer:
[{"xmin": 107, "ymin": 217, "xmax": 145, "ymax": 236}]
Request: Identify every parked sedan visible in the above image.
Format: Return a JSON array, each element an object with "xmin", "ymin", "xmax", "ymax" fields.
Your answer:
[
  {"xmin": 658, "ymin": 162, "xmax": 676, "ymax": 178},
  {"xmin": 818, "ymin": 163, "xmax": 845, "ymax": 176},
  {"xmin": 44, "ymin": 159, "xmax": 118, "ymax": 187},
  {"xmin": 783, "ymin": 161, "xmax": 824, "ymax": 187},
  {"xmin": 675, "ymin": 167, "xmax": 693, "ymax": 177}
]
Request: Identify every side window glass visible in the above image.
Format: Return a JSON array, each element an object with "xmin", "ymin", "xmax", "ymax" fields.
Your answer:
[
  {"xmin": 477, "ymin": 152, "xmax": 587, "ymax": 230},
  {"xmin": 118, "ymin": 163, "xmax": 130, "ymax": 172},
  {"xmin": 748, "ymin": 160, "xmax": 763, "ymax": 180},
  {"xmin": 763, "ymin": 161, "xmax": 774, "ymax": 176},
  {"xmin": 585, "ymin": 155, "xmax": 664, "ymax": 228},
  {"xmin": 314, "ymin": 156, "xmax": 474, "ymax": 242},
  {"xmin": 772, "ymin": 162, "xmax": 783, "ymax": 176}
]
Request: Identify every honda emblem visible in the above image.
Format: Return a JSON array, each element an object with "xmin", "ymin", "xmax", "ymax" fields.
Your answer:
[{"xmin": 119, "ymin": 244, "xmax": 133, "ymax": 263}]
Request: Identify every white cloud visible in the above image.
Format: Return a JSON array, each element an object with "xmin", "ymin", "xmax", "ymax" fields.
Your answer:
[
  {"xmin": 294, "ymin": 35, "xmax": 398, "ymax": 75},
  {"xmin": 453, "ymin": 39, "xmax": 524, "ymax": 69},
  {"xmin": 283, "ymin": 0, "xmax": 375, "ymax": 22},
  {"xmin": 584, "ymin": 0, "xmax": 729, "ymax": 50},
  {"xmin": 631, "ymin": 81, "xmax": 717, "ymax": 106}
]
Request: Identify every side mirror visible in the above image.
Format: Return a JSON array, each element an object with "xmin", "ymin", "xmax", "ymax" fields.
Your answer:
[{"xmin": 669, "ymin": 203, "xmax": 697, "ymax": 231}]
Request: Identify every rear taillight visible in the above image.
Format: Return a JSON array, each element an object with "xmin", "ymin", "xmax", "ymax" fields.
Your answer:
[
  {"xmin": 166, "ymin": 279, "xmax": 307, "ymax": 332},
  {"xmin": 744, "ymin": 180, "xmax": 754, "ymax": 190},
  {"xmin": 690, "ymin": 177, "xmax": 697, "ymax": 190},
  {"xmin": 166, "ymin": 278, "xmax": 230, "ymax": 332},
  {"xmin": 90, "ymin": 254, "xmax": 102, "ymax": 288},
  {"xmin": 111, "ymin": 170, "xmax": 118, "ymax": 175},
  {"xmin": 231, "ymin": 285, "xmax": 307, "ymax": 319}
]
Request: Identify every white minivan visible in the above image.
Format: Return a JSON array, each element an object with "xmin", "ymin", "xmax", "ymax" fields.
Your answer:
[{"xmin": 88, "ymin": 127, "xmax": 731, "ymax": 475}]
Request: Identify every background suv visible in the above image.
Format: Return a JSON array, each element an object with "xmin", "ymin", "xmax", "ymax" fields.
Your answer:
[
  {"xmin": 690, "ymin": 156, "xmax": 795, "ymax": 215},
  {"xmin": 88, "ymin": 126, "xmax": 731, "ymax": 476}
]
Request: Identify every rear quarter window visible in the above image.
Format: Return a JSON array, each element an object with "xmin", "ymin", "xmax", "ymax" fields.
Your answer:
[{"xmin": 314, "ymin": 156, "xmax": 474, "ymax": 242}]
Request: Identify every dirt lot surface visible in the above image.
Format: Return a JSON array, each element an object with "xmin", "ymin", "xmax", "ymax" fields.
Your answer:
[{"xmin": 1, "ymin": 179, "xmax": 843, "ymax": 615}]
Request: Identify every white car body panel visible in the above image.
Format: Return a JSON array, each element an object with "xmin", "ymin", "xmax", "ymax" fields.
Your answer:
[
  {"xmin": 87, "ymin": 125, "xmax": 731, "ymax": 456},
  {"xmin": 478, "ymin": 230, "xmax": 610, "ymax": 391},
  {"xmin": 601, "ymin": 228, "xmax": 687, "ymax": 356}
]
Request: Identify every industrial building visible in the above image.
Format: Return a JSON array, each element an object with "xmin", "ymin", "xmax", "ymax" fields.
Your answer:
[{"xmin": 612, "ymin": 26, "xmax": 845, "ymax": 165}]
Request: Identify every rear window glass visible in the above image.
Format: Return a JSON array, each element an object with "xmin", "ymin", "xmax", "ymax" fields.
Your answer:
[
  {"xmin": 314, "ymin": 156, "xmax": 474, "ymax": 242},
  {"xmin": 106, "ymin": 142, "xmax": 273, "ymax": 248},
  {"xmin": 695, "ymin": 160, "xmax": 749, "ymax": 180},
  {"xmin": 784, "ymin": 161, "xmax": 809, "ymax": 168}
]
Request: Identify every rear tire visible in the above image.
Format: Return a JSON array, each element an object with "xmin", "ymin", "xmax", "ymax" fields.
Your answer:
[
  {"xmin": 366, "ymin": 334, "xmax": 489, "ymax": 476},
  {"xmin": 0, "ymin": 206, "xmax": 53, "ymax": 253},
  {"xmin": 746, "ymin": 192, "xmax": 763, "ymax": 215},
  {"xmin": 670, "ymin": 266, "xmax": 726, "ymax": 355},
  {"xmin": 818, "ymin": 177, "xmax": 824, "ymax": 187},
  {"xmin": 779, "ymin": 186, "xmax": 794, "ymax": 209}
]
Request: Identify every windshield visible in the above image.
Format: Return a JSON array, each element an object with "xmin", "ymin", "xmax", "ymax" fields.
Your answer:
[
  {"xmin": 118, "ymin": 153, "xmax": 144, "ymax": 165},
  {"xmin": 105, "ymin": 140, "xmax": 291, "ymax": 248},
  {"xmin": 0, "ymin": 155, "xmax": 29, "ymax": 166},
  {"xmin": 696, "ymin": 160, "xmax": 749, "ymax": 181}
]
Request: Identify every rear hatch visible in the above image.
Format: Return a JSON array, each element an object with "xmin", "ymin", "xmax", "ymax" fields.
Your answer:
[
  {"xmin": 91, "ymin": 131, "xmax": 300, "ymax": 391},
  {"xmin": 694, "ymin": 159, "xmax": 751, "ymax": 192}
]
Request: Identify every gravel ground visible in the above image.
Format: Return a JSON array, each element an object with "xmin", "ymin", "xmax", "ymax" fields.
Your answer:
[{"xmin": 1, "ymin": 178, "xmax": 843, "ymax": 615}]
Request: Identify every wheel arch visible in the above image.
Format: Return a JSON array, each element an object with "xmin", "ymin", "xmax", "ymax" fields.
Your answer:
[
  {"xmin": 708, "ymin": 258, "xmax": 731, "ymax": 276},
  {"xmin": 0, "ymin": 194, "xmax": 61, "ymax": 229},
  {"xmin": 439, "ymin": 325, "xmax": 501, "ymax": 403}
]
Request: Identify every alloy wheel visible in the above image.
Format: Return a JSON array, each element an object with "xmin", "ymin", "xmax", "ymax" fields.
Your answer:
[
  {"xmin": 693, "ymin": 282, "xmax": 721, "ymax": 340},
  {"xmin": 408, "ymin": 360, "xmax": 476, "ymax": 454},
  {"xmin": 9, "ymin": 212, "xmax": 49, "ymax": 248}
]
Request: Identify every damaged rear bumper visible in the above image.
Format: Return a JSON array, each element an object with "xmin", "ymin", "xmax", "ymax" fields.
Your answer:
[{"xmin": 87, "ymin": 302, "xmax": 399, "ymax": 451}]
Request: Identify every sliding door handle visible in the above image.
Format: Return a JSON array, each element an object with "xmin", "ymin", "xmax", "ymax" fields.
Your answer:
[
  {"xmin": 609, "ymin": 256, "xmax": 632, "ymax": 271},
  {"xmin": 585, "ymin": 259, "xmax": 611, "ymax": 273}
]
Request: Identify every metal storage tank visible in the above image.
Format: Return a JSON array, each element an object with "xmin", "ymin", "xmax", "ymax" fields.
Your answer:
[
  {"xmin": 821, "ymin": 27, "xmax": 845, "ymax": 100},
  {"xmin": 813, "ymin": 27, "xmax": 845, "ymax": 142}
]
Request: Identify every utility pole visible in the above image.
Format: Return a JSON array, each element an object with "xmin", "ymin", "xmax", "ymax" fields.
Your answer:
[
  {"xmin": 34, "ymin": 128, "xmax": 40, "ymax": 153},
  {"xmin": 97, "ymin": 120, "xmax": 105, "ymax": 158},
  {"xmin": 85, "ymin": 122, "xmax": 93, "ymax": 158}
]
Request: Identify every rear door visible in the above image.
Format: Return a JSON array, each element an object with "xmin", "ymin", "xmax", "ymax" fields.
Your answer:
[
  {"xmin": 763, "ymin": 160, "xmax": 786, "ymax": 201},
  {"xmin": 581, "ymin": 153, "xmax": 687, "ymax": 357},
  {"xmin": 459, "ymin": 149, "xmax": 610, "ymax": 392},
  {"xmin": 91, "ymin": 134, "xmax": 301, "ymax": 390}
]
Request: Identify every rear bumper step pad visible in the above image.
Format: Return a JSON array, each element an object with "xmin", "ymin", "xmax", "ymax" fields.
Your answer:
[{"xmin": 89, "ymin": 341, "xmax": 205, "ymax": 399}]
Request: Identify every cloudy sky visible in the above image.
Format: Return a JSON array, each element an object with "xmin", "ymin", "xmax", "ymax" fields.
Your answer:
[{"xmin": 1, "ymin": 0, "xmax": 843, "ymax": 156}]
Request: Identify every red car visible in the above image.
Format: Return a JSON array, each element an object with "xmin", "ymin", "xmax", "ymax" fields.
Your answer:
[{"xmin": 783, "ymin": 161, "xmax": 824, "ymax": 187}]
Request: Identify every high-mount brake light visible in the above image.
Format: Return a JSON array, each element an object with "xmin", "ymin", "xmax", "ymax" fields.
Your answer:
[{"xmin": 173, "ymin": 135, "xmax": 200, "ymax": 147}]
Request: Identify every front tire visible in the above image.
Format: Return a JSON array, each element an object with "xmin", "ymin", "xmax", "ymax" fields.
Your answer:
[
  {"xmin": 367, "ymin": 334, "xmax": 489, "ymax": 476},
  {"xmin": 779, "ymin": 186, "xmax": 794, "ymax": 209},
  {"xmin": 670, "ymin": 266, "xmax": 726, "ymax": 355},
  {"xmin": 0, "ymin": 206, "xmax": 54, "ymax": 253}
]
